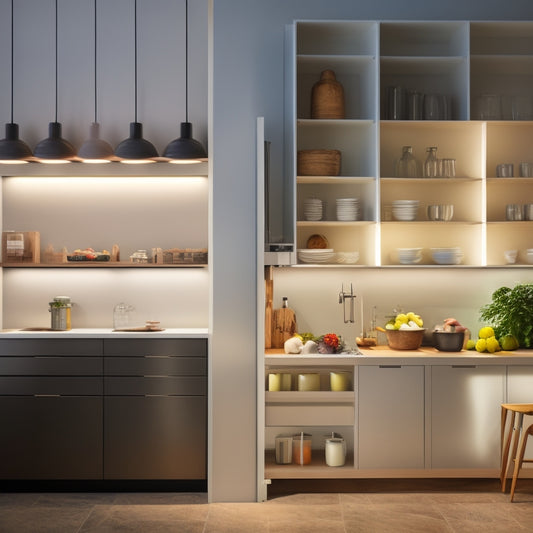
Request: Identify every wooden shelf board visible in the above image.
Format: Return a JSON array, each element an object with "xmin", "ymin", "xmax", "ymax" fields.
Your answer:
[{"xmin": 1, "ymin": 262, "xmax": 207, "ymax": 268}]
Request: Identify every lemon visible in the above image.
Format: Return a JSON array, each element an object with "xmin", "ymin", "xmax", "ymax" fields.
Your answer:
[
  {"xmin": 475, "ymin": 338, "xmax": 487, "ymax": 352},
  {"xmin": 395, "ymin": 313, "xmax": 409, "ymax": 324},
  {"xmin": 294, "ymin": 333, "xmax": 303, "ymax": 341},
  {"xmin": 385, "ymin": 323, "xmax": 396, "ymax": 330},
  {"xmin": 486, "ymin": 336, "xmax": 500, "ymax": 353},
  {"xmin": 466, "ymin": 339, "xmax": 476, "ymax": 350},
  {"xmin": 500, "ymin": 334, "xmax": 519, "ymax": 351},
  {"xmin": 479, "ymin": 326, "xmax": 495, "ymax": 339}
]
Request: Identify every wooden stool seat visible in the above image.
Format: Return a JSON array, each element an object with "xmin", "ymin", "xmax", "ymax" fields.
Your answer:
[{"xmin": 500, "ymin": 403, "xmax": 533, "ymax": 502}]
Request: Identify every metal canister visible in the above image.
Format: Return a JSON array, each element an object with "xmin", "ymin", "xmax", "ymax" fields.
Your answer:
[{"xmin": 49, "ymin": 296, "xmax": 72, "ymax": 330}]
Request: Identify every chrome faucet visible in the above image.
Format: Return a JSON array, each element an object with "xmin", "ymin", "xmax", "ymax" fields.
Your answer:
[{"xmin": 338, "ymin": 283, "xmax": 355, "ymax": 324}]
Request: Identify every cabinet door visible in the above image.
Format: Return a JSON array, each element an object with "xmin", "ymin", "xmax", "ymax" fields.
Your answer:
[
  {"xmin": 430, "ymin": 365, "xmax": 505, "ymax": 468},
  {"xmin": 507, "ymin": 365, "xmax": 533, "ymax": 460},
  {"xmin": 0, "ymin": 396, "xmax": 102, "ymax": 479},
  {"xmin": 358, "ymin": 365, "xmax": 424, "ymax": 468},
  {"xmin": 104, "ymin": 396, "xmax": 206, "ymax": 480}
]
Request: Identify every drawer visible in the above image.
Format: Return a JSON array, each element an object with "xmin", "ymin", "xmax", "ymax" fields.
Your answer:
[
  {"xmin": 0, "ymin": 377, "xmax": 102, "ymax": 396},
  {"xmin": 0, "ymin": 339, "xmax": 103, "ymax": 356},
  {"xmin": 103, "ymin": 339, "xmax": 207, "ymax": 357},
  {"xmin": 0, "ymin": 356, "xmax": 102, "ymax": 376},
  {"xmin": 104, "ymin": 376, "xmax": 206, "ymax": 396},
  {"xmin": 266, "ymin": 403, "xmax": 354, "ymax": 426},
  {"xmin": 104, "ymin": 356, "xmax": 206, "ymax": 376}
]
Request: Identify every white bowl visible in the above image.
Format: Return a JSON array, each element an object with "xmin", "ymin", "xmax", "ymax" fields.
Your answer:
[{"xmin": 335, "ymin": 251, "xmax": 359, "ymax": 264}]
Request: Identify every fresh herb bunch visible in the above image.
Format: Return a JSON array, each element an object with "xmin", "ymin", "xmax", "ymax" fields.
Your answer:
[{"xmin": 479, "ymin": 284, "xmax": 533, "ymax": 348}]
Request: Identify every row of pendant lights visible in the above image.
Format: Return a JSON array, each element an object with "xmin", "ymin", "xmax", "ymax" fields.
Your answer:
[{"xmin": 0, "ymin": 0, "xmax": 207, "ymax": 165}]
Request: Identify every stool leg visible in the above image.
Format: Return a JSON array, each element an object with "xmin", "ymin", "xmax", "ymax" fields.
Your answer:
[
  {"xmin": 500, "ymin": 410, "xmax": 516, "ymax": 492},
  {"xmin": 510, "ymin": 424, "xmax": 533, "ymax": 502}
]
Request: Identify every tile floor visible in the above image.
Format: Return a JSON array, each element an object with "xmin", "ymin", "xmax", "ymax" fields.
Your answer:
[{"xmin": 0, "ymin": 479, "xmax": 532, "ymax": 532}]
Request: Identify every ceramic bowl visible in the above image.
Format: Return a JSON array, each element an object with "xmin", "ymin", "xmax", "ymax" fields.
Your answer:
[
  {"xmin": 433, "ymin": 330, "xmax": 465, "ymax": 351},
  {"xmin": 386, "ymin": 328, "xmax": 425, "ymax": 350}
]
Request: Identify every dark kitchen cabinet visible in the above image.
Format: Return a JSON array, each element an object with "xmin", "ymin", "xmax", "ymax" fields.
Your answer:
[
  {"xmin": 0, "ymin": 337, "xmax": 207, "ymax": 482},
  {"xmin": 0, "ymin": 339, "xmax": 103, "ymax": 480},
  {"xmin": 103, "ymin": 338, "xmax": 207, "ymax": 480}
]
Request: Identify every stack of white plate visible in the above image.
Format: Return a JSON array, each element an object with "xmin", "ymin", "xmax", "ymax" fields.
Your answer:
[
  {"xmin": 335, "ymin": 251, "xmax": 359, "ymax": 264},
  {"xmin": 397, "ymin": 247, "xmax": 422, "ymax": 265},
  {"xmin": 430, "ymin": 247, "xmax": 463, "ymax": 265},
  {"xmin": 297, "ymin": 248, "xmax": 335, "ymax": 263},
  {"xmin": 304, "ymin": 198, "xmax": 323, "ymax": 221},
  {"xmin": 336, "ymin": 198, "xmax": 360, "ymax": 221},
  {"xmin": 392, "ymin": 199, "xmax": 419, "ymax": 221}
]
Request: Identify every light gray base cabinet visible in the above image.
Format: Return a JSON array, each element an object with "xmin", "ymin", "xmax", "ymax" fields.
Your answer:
[
  {"xmin": 0, "ymin": 338, "xmax": 207, "ymax": 481},
  {"xmin": 430, "ymin": 365, "xmax": 506, "ymax": 469},
  {"xmin": 358, "ymin": 365, "xmax": 425, "ymax": 469}
]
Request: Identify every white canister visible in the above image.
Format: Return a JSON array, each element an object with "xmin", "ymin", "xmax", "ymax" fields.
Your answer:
[
  {"xmin": 275, "ymin": 435, "xmax": 293, "ymax": 464},
  {"xmin": 325, "ymin": 437, "xmax": 346, "ymax": 467}
]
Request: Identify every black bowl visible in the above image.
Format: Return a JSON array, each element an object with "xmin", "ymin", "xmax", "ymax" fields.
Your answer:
[{"xmin": 433, "ymin": 331, "xmax": 465, "ymax": 352}]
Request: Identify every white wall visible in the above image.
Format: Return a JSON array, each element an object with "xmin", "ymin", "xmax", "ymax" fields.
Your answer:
[{"xmin": 210, "ymin": 0, "xmax": 533, "ymax": 502}]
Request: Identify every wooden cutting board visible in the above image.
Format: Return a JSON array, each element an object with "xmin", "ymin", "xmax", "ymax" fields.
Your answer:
[
  {"xmin": 271, "ymin": 307, "xmax": 297, "ymax": 349},
  {"xmin": 265, "ymin": 267, "xmax": 273, "ymax": 349}
]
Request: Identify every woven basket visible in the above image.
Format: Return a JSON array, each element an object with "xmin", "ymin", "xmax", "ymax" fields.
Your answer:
[
  {"xmin": 386, "ymin": 329, "xmax": 425, "ymax": 350},
  {"xmin": 297, "ymin": 149, "xmax": 341, "ymax": 176}
]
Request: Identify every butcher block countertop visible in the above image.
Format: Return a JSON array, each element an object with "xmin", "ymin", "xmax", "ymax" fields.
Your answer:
[{"xmin": 265, "ymin": 346, "xmax": 533, "ymax": 365}]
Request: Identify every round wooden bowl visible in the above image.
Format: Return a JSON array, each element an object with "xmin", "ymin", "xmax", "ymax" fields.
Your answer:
[
  {"xmin": 297, "ymin": 149, "xmax": 341, "ymax": 176},
  {"xmin": 386, "ymin": 329, "xmax": 426, "ymax": 350}
]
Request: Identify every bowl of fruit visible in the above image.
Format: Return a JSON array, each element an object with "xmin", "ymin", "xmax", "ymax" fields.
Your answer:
[{"xmin": 383, "ymin": 312, "xmax": 425, "ymax": 350}]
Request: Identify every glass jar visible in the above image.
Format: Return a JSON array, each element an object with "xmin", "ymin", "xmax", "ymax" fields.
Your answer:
[
  {"xmin": 130, "ymin": 250, "xmax": 148, "ymax": 263},
  {"xmin": 423, "ymin": 146, "xmax": 439, "ymax": 177},
  {"xmin": 6, "ymin": 232, "xmax": 24, "ymax": 261},
  {"xmin": 395, "ymin": 146, "xmax": 419, "ymax": 178}
]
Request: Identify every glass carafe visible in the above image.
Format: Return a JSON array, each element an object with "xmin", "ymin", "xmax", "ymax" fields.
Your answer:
[
  {"xmin": 423, "ymin": 146, "xmax": 438, "ymax": 177},
  {"xmin": 395, "ymin": 146, "xmax": 419, "ymax": 178}
]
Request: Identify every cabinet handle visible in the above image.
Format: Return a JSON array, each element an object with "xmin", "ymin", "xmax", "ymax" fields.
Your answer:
[
  {"xmin": 34, "ymin": 394, "xmax": 61, "ymax": 397},
  {"xmin": 378, "ymin": 365, "xmax": 401, "ymax": 368},
  {"xmin": 451, "ymin": 365, "xmax": 476, "ymax": 368}
]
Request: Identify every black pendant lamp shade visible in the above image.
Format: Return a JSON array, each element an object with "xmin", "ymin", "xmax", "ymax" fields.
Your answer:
[
  {"xmin": 0, "ymin": 123, "xmax": 32, "ymax": 164},
  {"xmin": 115, "ymin": 0, "xmax": 158, "ymax": 163},
  {"xmin": 163, "ymin": 0, "xmax": 207, "ymax": 163},
  {"xmin": 79, "ymin": 0, "xmax": 113, "ymax": 163},
  {"xmin": 115, "ymin": 122, "xmax": 158, "ymax": 163},
  {"xmin": 34, "ymin": 122, "xmax": 76, "ymax": 163},
  {"xmin": 34, "ymin": 0, "xmax": 76, "ymax": 163},
  {"xmin": 0, "ymin": 0, "xmax": 32, "ymax": 163}
]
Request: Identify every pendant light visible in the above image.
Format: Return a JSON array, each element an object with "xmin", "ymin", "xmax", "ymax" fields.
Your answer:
[
  {"xmin": 0, "ymin": 0, "xmax": 32, "ymax": 164},
  {"xmin": 115, "ymin": 0, "xmax": 158, "ymax": 164},
  {"xmin": 163, "ymin": 0, "xmax": 207, "ymax": 164},
  {"xmin": 34, "ymin": 0, "xmax": 76, "ymax": 164},
  {"xmin": 78, "ymin": 0, "xmax": 113, "ymax": 163}
]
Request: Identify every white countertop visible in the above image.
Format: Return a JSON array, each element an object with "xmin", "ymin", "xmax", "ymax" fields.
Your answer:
[{"xmin": 0, "ymin": 328, "xmax": 209, "ymax": 339}]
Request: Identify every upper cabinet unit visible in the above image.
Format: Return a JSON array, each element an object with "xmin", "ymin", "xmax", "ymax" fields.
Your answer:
[
  {"xmin": 380, "ymin": 22, "xmax": 470, "ymax": 121},
  {"xmin": 285, "ymin": 20, "xmax": 533, "ymax": 268}
]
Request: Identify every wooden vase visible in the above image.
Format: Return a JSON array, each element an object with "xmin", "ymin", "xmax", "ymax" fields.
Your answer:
[{"xmin": 311, "ymin": 69, "xmax": 345, "ymax": 119}]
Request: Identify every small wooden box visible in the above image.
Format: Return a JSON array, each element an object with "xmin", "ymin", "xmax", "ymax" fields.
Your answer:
[
  {"xmin": 153, "ymin": 247, "xmax": 208, "ymax": 265},
  {"xmin": 2, "ymin": 231, "xmax": 40, "ymax": 264}
]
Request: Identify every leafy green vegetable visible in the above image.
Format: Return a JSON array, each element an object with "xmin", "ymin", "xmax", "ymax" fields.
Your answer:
[{"xmin": 479, "ymin": 284, "xmax": 533, "ymax": 348}]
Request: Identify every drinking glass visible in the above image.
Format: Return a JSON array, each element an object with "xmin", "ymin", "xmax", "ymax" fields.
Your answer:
[
  {"xmin": 478, "ymin": 94, "xmax": 501, "ymax": 120},
  {"xmin": 424, "ymin": 94, "xmax": 441, "ymax": 120}
]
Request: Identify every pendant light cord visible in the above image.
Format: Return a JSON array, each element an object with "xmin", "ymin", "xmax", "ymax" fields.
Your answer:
[
  {"xmin": 185, "ymin": 0, "xmax": 189, "ymax": 123},
  {"xmin": 54, "ymin": 0, "xmax": 58, "ymax": 123},
  {"xmin": 134, "ymin": 0, "xmax": 138, "ymax": 123},
  {"xmin": 93, "ymin": 0, "xmax": 98, "ymax": 123},
  {"xmin": 10, "ymin": 0, "xmax": 14, "ymax": 123}
]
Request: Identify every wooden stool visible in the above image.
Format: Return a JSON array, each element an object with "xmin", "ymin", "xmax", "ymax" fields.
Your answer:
[{"xmin": 500, "ymin": 403, "xmax": 533, "ymax": 502}]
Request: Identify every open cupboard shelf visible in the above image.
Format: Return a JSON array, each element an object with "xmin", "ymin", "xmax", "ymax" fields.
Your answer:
[{"xmin": 287, "ymin": 20, "xmax": 533, "ymax": 268}]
